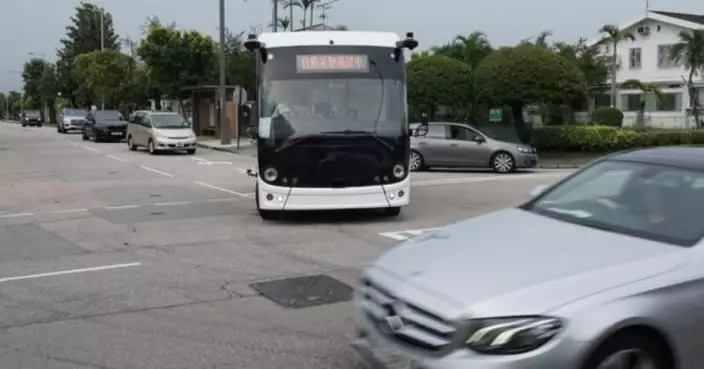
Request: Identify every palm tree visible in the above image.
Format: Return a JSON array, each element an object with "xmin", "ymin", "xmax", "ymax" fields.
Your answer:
[
  {"xmin": 670, "ymin": 29, "xmax": 704, "ymax": 128},
  {"xmin": 598, "ymin": 24, "xmax": 635, "ymax": 109},
  {"xmin": 270, "ymin": 17, "xmax": 290, "ymax": 31},
  {"xmin": 300, "ymin": 0, "xmax": 317, "ymax": 28},
  {"xmin": 520, "ymin": 30, "xmax": 553, "ymax": 48},
  {"xmin": 282, "ymin": 0, "xmax": 301, "ymax": 30},
  {"xmin": 432, "ymin": 31, "xmax": 492, "ymax": 69},
  {"xmin": 621, "ymin": 79, "xmax": 665, "ymax": 132}
]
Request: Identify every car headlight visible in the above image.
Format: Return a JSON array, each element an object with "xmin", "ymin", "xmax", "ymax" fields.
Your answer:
[
  {"xmin": 262, "ymin": 167, "xmax": 278, "ymax": 182},
  {"xmin": 465, "ymin": 316, "xmax": 562, "ymax": 355},
  {"xmin": 392, "ymin": 163, "xmax": 405, "ymax": 179},
  {"xmin": 516, "ymin": 146, "xmax": 532, "ymax": 153}
]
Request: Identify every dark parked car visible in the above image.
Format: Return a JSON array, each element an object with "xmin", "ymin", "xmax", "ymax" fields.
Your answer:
[
  {"xmin": 21, "ymin": 110, "xmax": 42, "ymax": 127},
  {"xmin": 82, "ymin": 110, "xmax": 126, "ymax": 142}
]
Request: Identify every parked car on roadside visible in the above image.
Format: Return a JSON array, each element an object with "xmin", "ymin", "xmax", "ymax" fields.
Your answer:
[
  {"xmin": 21, "ymin": 110, "xmax": 42, "ymax": 127},
  {"xmin": 57, "ymin": 108, "xmax": 88, "ymax": 133},
  {"xmin": 353, "ymin": 146, "xmax": 704, "ymax": 369},
  {"xmin": 126, "ymin": 110, "xmax": 197, "ymax": 155},
  {"xmin": 82, "ymin": 110, "xmax": 126, "ymax": 142},
  {"xmin": 409, "ymin": 122, "xmax": 537, "ymax": 173}
]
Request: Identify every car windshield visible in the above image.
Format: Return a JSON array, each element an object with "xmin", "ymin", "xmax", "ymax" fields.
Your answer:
[
  {"xmin": 25, "ymin": 111, "xmax": 40, "ymax": 117},
  {"xmin": 258, "ymin": 78, "xmax": 406, "ymax": 139},
  {"xmin": 95, "ymin": 110, "xmax": 123, "ymax": 120},
  {"xmin": 526, "ymin": 160, "xmax": 704, "ymax": 246},
  {"xmin": 151, "ymin": 114, "xmax": 189, "ymax": 129},
  {"xmin": 65, "ymin": 109, "xmax": 86, "ymax": 117}
]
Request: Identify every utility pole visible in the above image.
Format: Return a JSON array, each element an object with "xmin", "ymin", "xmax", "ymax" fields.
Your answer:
[
  {"xmin": 272, "ymin": 0, "xmax": 278, "ymax": 32},
  {"xmin": 218, "ymin": 0, "xmax": 230, "ymax": 144},
  {"xmin": 100, "ymin": 6, "xmax": 105, "ymax": 110}
]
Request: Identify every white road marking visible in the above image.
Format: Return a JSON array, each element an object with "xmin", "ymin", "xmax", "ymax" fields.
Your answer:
[
  {"xmin": 0, "ymin": 212, "xmax": 33, "ymax": 219},
  {"xmin": 411, "ymin": 172, "xmax": 567, "ymax": 187},
  {"xmin": 106, "ymin": 155, "xmax": 127, "ymax": 162},
  {"xmin": 378, "ymin": 227, "xmax": 441, "ymax": 241},
  {"xmin": 236, "ymin": 168, "xmax": 249, "ymax": 174},
  {"xmin": 154, "ymin": 201, "xmax": 191, "ymax": 206},
  {"xmin": 0, "ymin": 262, "xmax": 141, "ymax": 284},
  {"xmin": 50, "ymin": 208, "xmax": 88, "ymax": 214},
  {"xmin": 139, "ymin": 165, "xmax": 174, "ymax": 177},
  {"xmin": 105, "ymin": 204, "xmax": 140, "ymax": 210},
  {"xmin": 193, "ymin": 181, "xmax": 251, "ymax": 197},
  {"xmin": 206, "ymin": 197, "xmax": 239, "ymax": 202},
  {"xmin": 81, "ymin": 145, "xmax": 100, "ymax": 153}
]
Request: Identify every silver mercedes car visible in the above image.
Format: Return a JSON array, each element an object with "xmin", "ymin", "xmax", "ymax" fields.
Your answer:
[{"xmin": 353, "ymin": 147, "xmax": 704, "ymax": 369}]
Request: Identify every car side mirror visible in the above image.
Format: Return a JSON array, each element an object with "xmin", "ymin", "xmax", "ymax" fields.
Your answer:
[
  {"xmin": 472, "ymin": 135, "xmax": 485, "ymax": 143},
  {"xmin": 530, "ymin": 184, "xmax": 547, "ymax": 197}
]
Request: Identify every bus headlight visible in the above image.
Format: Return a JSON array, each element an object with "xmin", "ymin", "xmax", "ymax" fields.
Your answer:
[
  {"xmin": 262, "ymin": 167, "xmax": 278, "ymax": 182},
  {"xmin": 392, "ymin": 164, "xmax": 405, "ymax": 179}
]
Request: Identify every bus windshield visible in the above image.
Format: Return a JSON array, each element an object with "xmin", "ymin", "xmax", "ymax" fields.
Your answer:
[{"xmin": 259, "ymin": 78, "xmax": 405, "ymax": 139}]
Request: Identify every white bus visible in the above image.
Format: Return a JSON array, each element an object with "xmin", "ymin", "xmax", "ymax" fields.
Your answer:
[{"xmin": 244, "ymin": 31, "xmax": 418, "ymax": 220}]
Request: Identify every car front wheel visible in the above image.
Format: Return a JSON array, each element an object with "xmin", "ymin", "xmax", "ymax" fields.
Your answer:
[
  {"xmin": 491, "ymin": 152, "xmax": 515, "ymax": 173},
  {"xmin": 409, "ymin": 150, "xmax": 425, "ymax": 172},
  {"xmin": 584, "ymin": 331, "xmax": 671, "ymax": 369}
]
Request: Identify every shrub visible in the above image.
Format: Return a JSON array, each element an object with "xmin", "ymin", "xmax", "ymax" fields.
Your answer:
[
  {"xmin": 591, "ymin": 107, "xmax": 624, "ymax": 127},
  {"xmin": 533, "ymin": 125, "xmax": 704, "ymax": 152}
]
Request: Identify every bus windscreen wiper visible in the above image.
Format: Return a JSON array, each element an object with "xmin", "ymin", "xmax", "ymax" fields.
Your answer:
[{"xmin": 318, "ymin": 130, "xmax": 393, "ymax": 151}]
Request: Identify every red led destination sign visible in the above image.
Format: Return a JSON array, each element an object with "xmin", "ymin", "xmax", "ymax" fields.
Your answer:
[{"xmin": 296, "ymin": 54, "xmax": 369, "ymax": 73}]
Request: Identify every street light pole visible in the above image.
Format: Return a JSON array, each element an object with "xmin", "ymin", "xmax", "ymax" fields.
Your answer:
[
  {"xmin": 218, "ymin": 0, "xmax": 230, "ymax": 145},
  {"xmin": 100, "ymin": 7, "xmax": 105, "ymax": 110}
]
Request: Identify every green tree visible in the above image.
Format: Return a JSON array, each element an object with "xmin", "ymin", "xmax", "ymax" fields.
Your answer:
[
  {"xmin": 22, "ymin": 58, "xmax": 58, "ymax": 121},
  {"xmin": 620, "ymin": 79, "xmax": 665, "ymax": 132},
  {"xmin": 407, "ymin": 54, "xmax": 473, "ymax": 120},
  {"xmin": 137, "ymin": 26, "xmax": 218, "ymax": 105},
  {"xmin": 74, "ymin": 50, "xmax": 134, "ymax": 108},
  {"xmin": 7, "ymin": 91, "xmax": 21, "ymax": 116},
  {"xmin": 554, "ymin": 38, "xmax": 609, "ymax": 114},
  {"xmin": 598, "ymin": 24, "xmax": 635, "ymax": 108},
  {"xmin": 56, "ymin": 1, "xmax": 120, "ymax": 107},
  {"xmin": 474, "ymin": 44, "xmax": 587, "ymax": 142},
  {"xmin": 223, "ymin": 29, "xmax": 256, "ymax": 96},
  {"xmin": 670, "ymin": 29, "xmax": 704, "ymax": 128},
  {"xmin": 0, "ymin": 93, "xmax": 6, "ymax": 119},
  {"xmin": 520, "ymin": 30, "xmax": 553, "ymax": 48},
  {"xmin": 432, "ymin": 31, "xmax": 493, "ymax": 70}
]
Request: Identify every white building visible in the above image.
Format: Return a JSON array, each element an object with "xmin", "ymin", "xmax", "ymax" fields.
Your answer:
[{"xmin": 584, "ymin": 10, "xmax": 704, "ymax": 128}]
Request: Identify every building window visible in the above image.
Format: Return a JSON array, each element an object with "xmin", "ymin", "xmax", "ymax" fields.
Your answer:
[
  {"xmin": 623, "ymin": 94, "xmax": 643, "ymax": 111},
  {"xmin": 658, "ymin": 44, "xmax": 679, "ymax": 68},
  {"xmin": 594, "ymin": 94, "xmax": 611, "ymax": 108},
  {"xmin": 656, "ymin": 93, "xmax": 681, "ymax": 111},
  {"xmin": 629, "ymin": 48, "xmax": 641, "ymax": 68}
]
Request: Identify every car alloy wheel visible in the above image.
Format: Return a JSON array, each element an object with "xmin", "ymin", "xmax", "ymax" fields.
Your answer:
[
  {"xmin": 148, "ymin": 140, "xmax": 155, "ymax": 154},
  {"xmin": 409, "ymin": 151, "xmax": 423, "ymax": 171},
  {"xmin": 595, "ymin": 349, "xmax": 658, "ymax": 369},
  {"xmin": 492, "ymin": 152, "xmax": 514, "ymax": 173}
]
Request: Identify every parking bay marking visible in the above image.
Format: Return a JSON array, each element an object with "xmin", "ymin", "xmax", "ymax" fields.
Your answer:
[
  {"xmin": 139, "ymin": 165, "xmax": 174, "ymax": 178},
  {"xmin": 0, "ymin": 262, "xmax": 141, "ymax": 284}
]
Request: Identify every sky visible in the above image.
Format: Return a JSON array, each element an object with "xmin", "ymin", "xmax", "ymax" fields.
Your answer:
[{"xmin": 1, "ymin": 0, "xmax": 703, "ymax": 92}]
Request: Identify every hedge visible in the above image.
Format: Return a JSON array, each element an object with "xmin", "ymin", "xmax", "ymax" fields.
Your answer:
[{"xmin": 533, "ymin": 126, "xmax": 704, "ymax": 152}]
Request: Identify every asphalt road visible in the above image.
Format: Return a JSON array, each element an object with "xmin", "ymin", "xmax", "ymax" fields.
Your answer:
[{"xmin": 0, "ymin": 121, "xmax": 573, "ymax": 369}]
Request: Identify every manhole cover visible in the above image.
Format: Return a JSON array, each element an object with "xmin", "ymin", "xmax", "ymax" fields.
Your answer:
[{"xmin": 250, "ymin": 274, "xmax": 353, "ymax": 309}]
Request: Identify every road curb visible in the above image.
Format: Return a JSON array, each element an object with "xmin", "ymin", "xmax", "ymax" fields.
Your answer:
[
  {"xmin": 196, "ymin": 142, "xmax": 256, "ymax": 157},
  {"xmin": 537, "ymin": 163, "xmax": 584, "ymax": 169}
]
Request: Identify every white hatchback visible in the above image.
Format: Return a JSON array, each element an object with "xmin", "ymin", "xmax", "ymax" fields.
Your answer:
[{"xmin": 126, "ymin": 111, "xmax": 197, "ymax": 155}]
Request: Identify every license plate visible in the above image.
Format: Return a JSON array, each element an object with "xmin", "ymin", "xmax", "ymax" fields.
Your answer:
[
  {"xmin": 368, "ymin": 336, "xmax": 414, "ymax": 369},
  {"xmin": 111, "ymin": 132, "xmax": 122, "ymax": 136},
  {"xmin": 176, "ymin": 142, "xmax": 183, "ymax": 147}
]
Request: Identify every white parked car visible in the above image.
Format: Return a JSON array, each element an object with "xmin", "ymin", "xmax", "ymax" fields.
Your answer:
[{"xmin": 126, "ymin": 111, "xmax": 197, "ymax": 155}]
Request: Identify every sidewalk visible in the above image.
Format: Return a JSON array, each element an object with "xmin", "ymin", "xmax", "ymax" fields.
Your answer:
[
  {"xmin": 537, "ymin": 154, "xmax": 600, "ymax": 169},
  {"xmin": 196, "ymin": 137, "xmax": 256, "ymax": 156}
]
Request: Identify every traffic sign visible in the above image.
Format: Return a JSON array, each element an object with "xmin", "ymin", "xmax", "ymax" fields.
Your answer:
[{"xmin": 489, "ymin": 108, "xmax": 502, "ymax": 122}]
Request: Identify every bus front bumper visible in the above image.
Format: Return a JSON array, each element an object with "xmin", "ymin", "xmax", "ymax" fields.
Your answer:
[{"xmin": 257, "ymin": 177, "xmax": 410, "ymax": 211}]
